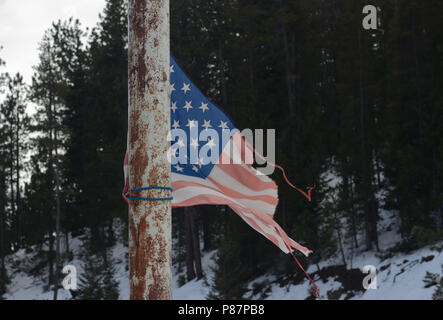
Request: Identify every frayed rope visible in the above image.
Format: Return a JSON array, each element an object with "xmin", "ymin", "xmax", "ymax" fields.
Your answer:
[{"xmin": 125, "ymin": 186, "xmax": 173, "ymax": 201}]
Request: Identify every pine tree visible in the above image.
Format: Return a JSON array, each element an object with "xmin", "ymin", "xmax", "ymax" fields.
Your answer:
[
  {"xmin": 30, "ymin": 23, "xmax": 70, "ymax": 293},
  {"xmin": 0, "ymin": 165, "xmax": 6, "ymax": 298},
  {"xmin": 0, "ymin": 73, "xmax": 29, "ymax": 251},
  {"xmin": 423, "ymin": 266, "xmax": 443, "ymax": 300},
  {"xmin": 0, "ymin": 49, "xmax": 8, "ymax": 299},
  {"xmin": 76, "ymin": 239, "xmax": 119, "ymax": 300},
  {"xmin": 0, "ymin": 46, "xmax": 4, "ymax": 88},
  {"xmin": 381, "ymin": 0, "xmax": 443, "ymax": 245},
  {"xmin": 207, "ymin": 218, "xmax": 248, "ymax": 300},
  {"xmin": 0, "ymin": 126, "xmax": 9, "ymax": 298},
  {"xmin": 63, "ymin": 0, "xmax": 128, "ymax": 256},
  {"xmin": 76, "ymin": 246, "xmax": 104, "ymax": 300},
  {"xmin": 102, "ymin": 256, "xmax": 120, "ymax": 300},
  {"xmin": 433, "ymin": 267, "xmax": 443, "ymax": 300}
]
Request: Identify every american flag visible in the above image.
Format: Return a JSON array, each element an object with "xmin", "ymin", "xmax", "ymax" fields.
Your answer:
[{"xmin": 123, "ymin": 56, "xmax": 312, "ymax": 257}]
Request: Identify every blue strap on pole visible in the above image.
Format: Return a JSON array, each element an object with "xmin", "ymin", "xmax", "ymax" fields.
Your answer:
[{"xmin": 126, "ymin": 186, "xmax": 173, "ymax": 201}]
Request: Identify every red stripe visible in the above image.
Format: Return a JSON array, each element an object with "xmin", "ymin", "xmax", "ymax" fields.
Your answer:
[
  {"xmin": 216, "ymin": 162, "xmax": 277, "ymax": 192},
  {"xmin": 172, "ymin": 179, "xmax": 278, "ymax": 206},
  {"xmin": 172, "ymin": 193, "xmax": 243, "ymax": 208},
  {"xmin": 173, "ymin": 193, "xmax": 284, "ymax": 250},
  {"xmin": 206, "ymin": 176, "xmax": 278, "ymax": 205},
  {"xmin": 173, "ymin": 187, "xmax": 275, "ymax": 226}
]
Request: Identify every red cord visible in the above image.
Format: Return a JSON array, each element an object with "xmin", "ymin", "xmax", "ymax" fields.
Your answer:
[
  {"xmin": 288, "ymin": 248, "xmax": 320, "ymax": 299},
  {"xmin": 243, "ymin": 137, "xmax": 315, "ymax": 201}
]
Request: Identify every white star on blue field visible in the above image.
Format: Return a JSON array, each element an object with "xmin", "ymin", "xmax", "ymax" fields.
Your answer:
[{"xmin": 170, "ymin": 56, "xmax": 235, "ymax": 178}]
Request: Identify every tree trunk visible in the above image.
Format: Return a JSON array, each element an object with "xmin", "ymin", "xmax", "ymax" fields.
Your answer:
[
  {"xmin": 281, "ymin": 23, "xmax": 296, "ymax": 117},
  {"xmin": 53, "ymin": 126, "xmax": 62, "ymax": 300},
  {"xmin": 334, "ymin": 211, "xmax": 347, "ymax": 266},
  {"xmin": 64, "ymin": 230, "xmax": 70, "ymax": 254},
  {"xmin": 349, "ymin": 178, "xmax": 359, "ymax": 249},
  {"xmin": 99, "ymin": 217, "xmax": 108, "ymax": 268},
  {"xmin": 108, "ymin": 219, "xmax": 115, "ymax": 245},
  {"xmin": 190, "ymin": 207, "xmax": 203, "ymax": 279},
  {"xmin": 184, "ymin": 208, "xmax": 196, "ymax": 281},
  {"xmin": 216, "ymin": 0, "xmax": 228, "ymax": 111},
  {"xmin": 15, "ymin": 113, "xmax": 21, "ymax": 248},
  {"xmin": 9, "ymin": 145, "xmax": 15, "ymax": 250},
  {"xmin": 358, "ymin": 30, "xmax": 379, "ymax": 251},
  {"xmin": 47, "ymin": 232, "xmax": 54, "ymax": 291},
  {"xmin": 201, "ymin": 211, "xmax": 212, "ymax": 252},
  {"xmin": 280, "ymin": 12, "xmax": 298, "ymax": 155},
  {"xmin": 248, "ymin": 47, "xmax": 255, "ymax": 105},
  {"xmin": 374, "ymin": 150, "xmax": 382, "ymax": 189},
  {"xmin": 0, "ymin": 181, "xmax": 5, "ymax": 294},
  {"xmin": 432, "ymin": 151, "xmax": 442, "ymax": 231},
  {"xmin": 218, "ymin": 39, "xmax": 228, "ymax": 110}
]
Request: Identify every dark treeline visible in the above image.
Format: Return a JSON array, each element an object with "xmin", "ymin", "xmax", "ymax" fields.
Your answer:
[{"xmin": 0, "ymin": 0, "xmax": 442, "ymax": 299}]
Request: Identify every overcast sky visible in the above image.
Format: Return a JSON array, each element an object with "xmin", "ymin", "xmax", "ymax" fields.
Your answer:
[{"xmin": 0, "ymin": 0, "xmax": 106, "ymax": 84}]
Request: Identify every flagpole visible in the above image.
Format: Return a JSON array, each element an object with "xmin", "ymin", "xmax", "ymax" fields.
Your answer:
[{"xmin": 127, "ymin": 0, "xmax": 172, "ymax": 300}]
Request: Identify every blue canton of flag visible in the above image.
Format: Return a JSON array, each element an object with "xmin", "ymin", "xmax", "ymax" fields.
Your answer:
[{"xmin": 169, "ymin": 56, "xmax": 234, "ymax": 178}]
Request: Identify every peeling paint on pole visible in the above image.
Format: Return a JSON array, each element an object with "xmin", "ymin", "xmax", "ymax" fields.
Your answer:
[{"xmin": 128, "ymin": 0, "xmax": 171, "ymax": 300}]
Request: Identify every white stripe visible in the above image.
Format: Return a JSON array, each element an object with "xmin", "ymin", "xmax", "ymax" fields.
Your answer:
[
  {"xmin": 209, "ymin": 166, "xmax": 278, "ymax": 198},
  {"xmin": 172, "ymin": 172, "xmax": 208, "ymax": 185},
  {"xmin": 172, "ymin": 185, "xmax": 276, "ymax": 215},
  {"xmin": 172, "ymin": 171, "xmax": 277, "ymax": 203},
  {"xmin": 236, "ymin": 210, "xmax": 289, "ymax": 253}
]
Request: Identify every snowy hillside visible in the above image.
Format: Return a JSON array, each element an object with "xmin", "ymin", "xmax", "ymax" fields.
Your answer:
[
  {"xmin": 3, "ymin": 211, "xmax": 442, "ymax": 300},
  {"xmin": 172, "ymin": 241, "xmax": 443, "ymax": 300}
]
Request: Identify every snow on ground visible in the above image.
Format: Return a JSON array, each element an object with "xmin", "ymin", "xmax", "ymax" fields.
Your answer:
[
  {"xmin": 3, "ymin": 213, "xmax": 443, "ymax": 300},
  {"xmin": 170, "ymin": 240, "xmax": 443, "ymax": 300},
  {"xmin": 349, "ymin": 245, "xmax": 442, "ymax": 300},
  {"xmin": 170, "ymin": 207, "xmax": 443, "ymax": 300},
  {"xmin": 3, "ymin": 228, "xmax": 216, "ymax": 300},
  {"xmin": 172, "ymin": 250, "xmax": 216, "ymax": 300},
  {"xmin": 5, "ymin": 234, "xmax": 84, "ymax": 300}
]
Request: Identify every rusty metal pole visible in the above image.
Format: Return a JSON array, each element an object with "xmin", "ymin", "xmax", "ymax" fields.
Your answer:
[{"xmin": 128, "ymin": 0, "xmax": 172, "ymax": 300}]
